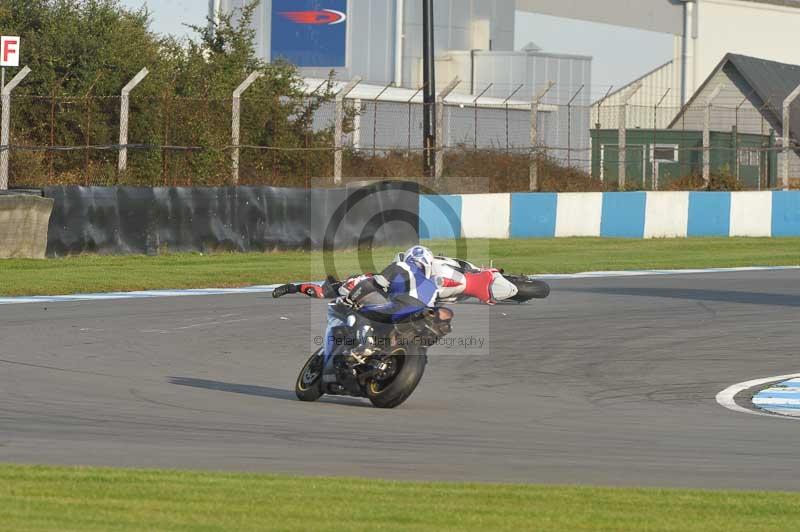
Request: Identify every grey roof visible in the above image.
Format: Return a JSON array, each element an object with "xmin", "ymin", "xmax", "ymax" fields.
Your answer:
[
  {"xmin": 727, "ymin": 54, "xmax": 800, "ymax": 140},
  {"xmin": 671, "ymin": 53, "xmax": 800, "ymax": 139}
]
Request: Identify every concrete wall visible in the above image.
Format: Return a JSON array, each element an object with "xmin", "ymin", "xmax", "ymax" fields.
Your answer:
[
  {"xmin": 420, "ymin": 191, "xmax": 800, "ymax": 239},
  {"xmin": 0, "ymin": 195, "xmax": 54, "ymax": 259}
]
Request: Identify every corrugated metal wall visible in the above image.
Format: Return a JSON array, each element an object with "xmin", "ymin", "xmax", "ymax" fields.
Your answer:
[
  {"xmin": 591, "ymin": 61, "xmax": 681, "ymax": 130},
  {"xmin": 436, "ymin": 50, "xmax": 593, "ymax": 168},
  {"xmin": 311, "ymin": 99, "xmax": 554, "ymax": 154}
]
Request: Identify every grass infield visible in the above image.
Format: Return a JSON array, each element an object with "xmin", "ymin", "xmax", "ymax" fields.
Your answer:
[
  {"xmin": 0, "ymin": 238, "xmax": 798, "ymax": 297},
  {"xmin": 1, "ymin": 465, "xmax": 799, "ymax": 531}
]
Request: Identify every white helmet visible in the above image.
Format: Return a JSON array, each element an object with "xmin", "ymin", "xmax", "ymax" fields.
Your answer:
[{"xmin": 403, "ymin": 245, "xmax": 434, "ymax": 278}]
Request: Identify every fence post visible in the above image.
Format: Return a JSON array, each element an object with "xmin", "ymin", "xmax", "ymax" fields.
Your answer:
[
  {"xmin": 652, "ymin": 88, "xmax": 671, "ymax": 190},
  {"xmin": 595, "ymin": 85, "xmax": 613, "ymax": 129},
  {"xmin": 503, "ymin": 84, "xmax": 525, "ymax": 153},
  {"xmin": 530, "ymin": 81, "xmax": 555, "ymax": 191},
  {"xmin": 618, "ymin": 81, "xmax": 642, "ymax": 190},
  {"xmin": 231, "ymin": 71, "xmax": 264, "ymax": 185},
  {"xmin": 733, "ymin": 90, "xmax": 754, "ymax": 182},
  {"xmin": 407, "ymin": 85, "xmax": 424, "ymax": 156},
  {"xmin": 434, "ymin": 77, "xmax": 460, "ymax": 185},
  {"xmin": 781, "ymin": 83, "xmax": 800, "ymax": 190},
  {"xmin": 0, "ymin": 66, "xmax": 31, "ymax": 190},
  {"xmin": 334, "ymin": 77, "xmax": 361, "ymax": 184},
  {"xmin": 118, "ymin": 68, "xmax": 149, "ymax": 176},
  {"xmin": 566, "ymin": 85, "xmax": 584, "ymax": 169},
  {"xmin": 703, "ymin": 85, "xmax": 722, "ymax": 187},
  {"xmin": 372, "ymin": 82, "xmax": 393, "ymax": 155},
  {"xmin": 472, "ymin": 83, "xmax": 493, "ymax": 151}
]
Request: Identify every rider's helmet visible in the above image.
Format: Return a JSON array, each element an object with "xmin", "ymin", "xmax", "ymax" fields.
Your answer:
[{"xmin": 403, "ymin": 245, "xmax": 434, "ymax": 278}]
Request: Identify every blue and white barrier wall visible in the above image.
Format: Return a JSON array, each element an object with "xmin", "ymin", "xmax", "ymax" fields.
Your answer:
[{"xmin": 419, "ymin": 191, "xmax": 800, "ymax": 239}]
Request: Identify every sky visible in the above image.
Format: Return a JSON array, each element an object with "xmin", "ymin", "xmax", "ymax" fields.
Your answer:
[{"xmin": 121, "ymin": 1, "xmax": 675, "ymax": 100}]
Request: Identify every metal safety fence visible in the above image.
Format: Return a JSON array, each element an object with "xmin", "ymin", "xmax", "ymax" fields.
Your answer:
[{"xmin": 1, "ymin": 69, "xmax": 799, "ymax": 192}]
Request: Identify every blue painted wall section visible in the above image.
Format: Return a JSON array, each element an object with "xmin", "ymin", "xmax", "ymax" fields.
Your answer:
[
  {"xmin": 688, "ymin": 192, "xmax": 731, "ymax": 237},
  {"xmin": 419, "ymin": 195, "xmax": 463, "ymax": 240},
  {"xmin": 600, "ymin": 192, "xmax": 647, "ymax": 238},
  {"xmin": 510, "ymin": 193, "xmax": 558, "ymax": 238},
  {"xmin": 771, "ymin": 191, "xmax": 800, "ymax": 237}
]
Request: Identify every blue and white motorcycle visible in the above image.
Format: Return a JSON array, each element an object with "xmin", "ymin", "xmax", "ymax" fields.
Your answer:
[{"xmin": 295, "ymin": 296, "xmax": 454, "ymax": 409}]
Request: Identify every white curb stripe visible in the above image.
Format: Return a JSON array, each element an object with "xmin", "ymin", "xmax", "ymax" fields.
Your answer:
[
  {"xmin": 0, "ymin": 285, "xmax": 284, "ymax": 306},
  {"xmin": 716, "ymin": 373, "xmax": 800, "ymax": 420},
  {"xmin": 535, "ymin": 265, "xmax": 800, "ymax": 280}
]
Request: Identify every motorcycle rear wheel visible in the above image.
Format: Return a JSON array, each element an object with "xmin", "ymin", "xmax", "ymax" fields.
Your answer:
[
  {"xmin": 295, "ymin": 349, "xmax": 324, "ymax": 402},
  {"xmin": 507, "ymin": 277, "xmax": 550, "ymax": 302},
  {"xmin": 366, "ymin": 347, "xmax": 427, "ymax": 409}
]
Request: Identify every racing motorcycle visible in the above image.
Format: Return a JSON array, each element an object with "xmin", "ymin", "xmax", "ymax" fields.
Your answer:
[
  {"xmin": 432, "ymin": 256, "xmax": 550, "ymax": 304},
  {"xmin": 295, "ymin": 296, "xmax": 454, "ymax": 409}
]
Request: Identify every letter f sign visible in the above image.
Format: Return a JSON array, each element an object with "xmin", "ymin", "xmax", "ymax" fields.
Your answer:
[{"xmin": 1, "ymin": 37, "xmax": 20, "ymax": 67}]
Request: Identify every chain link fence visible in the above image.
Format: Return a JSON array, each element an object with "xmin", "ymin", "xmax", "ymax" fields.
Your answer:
[{"xmin": 2, "ymin": 82, "xmax": 799, "ymax": 192}]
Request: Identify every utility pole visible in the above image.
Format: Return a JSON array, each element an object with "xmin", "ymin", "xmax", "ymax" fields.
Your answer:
[{"xmin": 422, "ymin": 0, "xmax": 436, "ymax": 178}]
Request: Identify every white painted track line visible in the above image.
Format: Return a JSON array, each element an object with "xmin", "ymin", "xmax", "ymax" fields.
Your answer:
[
  {"xmin": 1, "ymin": 265, "xmax": 798, "ymax": 306},
  {"xmin": 536, "ymin": 265, "xmax": 800, "ymax": 280}
]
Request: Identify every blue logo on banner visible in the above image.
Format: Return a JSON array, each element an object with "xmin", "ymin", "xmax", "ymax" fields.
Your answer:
[{"xmin": 271, "ymin": 0, "xmax": 347, "ymax": 67}]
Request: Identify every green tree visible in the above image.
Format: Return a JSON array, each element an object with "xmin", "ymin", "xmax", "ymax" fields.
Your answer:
[{"xmin": 0, "ymin": 0, "xmax": 337, "ymax": 187}]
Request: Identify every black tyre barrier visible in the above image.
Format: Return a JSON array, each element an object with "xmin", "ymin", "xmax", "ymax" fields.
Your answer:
[{"xmin": 44, "ymin": 182, "xmax": 421, "ymax": 257}]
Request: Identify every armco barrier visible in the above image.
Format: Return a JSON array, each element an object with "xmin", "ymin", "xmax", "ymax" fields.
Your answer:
[
  {"xmin": 0, "ymin": 195, "xmax": 54, "ymax": 259},
  {"xmin": 45, "ymin": 183, "xmax": 419, "ymax": 256},
  {"xmin": 420, "ymin": 191, "xmax": 800, "ymax": 239}
]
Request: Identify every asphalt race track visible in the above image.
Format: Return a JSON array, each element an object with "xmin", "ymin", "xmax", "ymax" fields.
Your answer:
[{"xmin": 2, "ymin": 270, "xmax": 800, "ymax": 490}]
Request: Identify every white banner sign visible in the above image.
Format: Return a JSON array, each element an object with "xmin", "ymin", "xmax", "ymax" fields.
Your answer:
[{"xmin": 1, "ymin": 36, "xmax": 21, "ymax": 67}]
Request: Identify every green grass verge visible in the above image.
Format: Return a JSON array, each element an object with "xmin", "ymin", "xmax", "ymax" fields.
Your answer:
[
  {"xmin": 0, "ymin": 238, "xmax": 798, "ymax": 297},
  {"xmin": 1, "ymin": 465, "xmax": 799, "ymax": 531}
]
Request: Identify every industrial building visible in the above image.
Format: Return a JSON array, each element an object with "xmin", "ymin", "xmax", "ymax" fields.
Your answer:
[
  {"xmin": 302, "ymin": 78, "xmax": 558, "ymax": 156},
  {"xmin": 591, "ymin": 54, "xmax": 800, "ymax": 188},
  {"xmin": 670, "ymin": 53, "xmax": 800, "ymax": 177},
  {"xmin": 212, "ymin": 0, "xmax": 593, "ymax": 165},
  {"xmin": 586, "ymin": 0, "xmax": 800, "ymax": 128},
  {"xmin": 212, "ymin": 0, "xmax": 800, "ymax": 171},
  {"xmin": 212, "ymin": 0, "xmax": 582, "ymax": 99},
  {"xmin": 591, "ymin": 128, "xmax": 775, "ymax": 189}
]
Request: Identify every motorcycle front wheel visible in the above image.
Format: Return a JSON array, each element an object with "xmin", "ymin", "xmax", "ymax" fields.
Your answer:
[
  {"xmin": 295, "ymin": 348, "xmax": 324, "ymax": 402},
  {"xmin": 366, "ymin": 347, "xmax": 427, "ymax": 409}
]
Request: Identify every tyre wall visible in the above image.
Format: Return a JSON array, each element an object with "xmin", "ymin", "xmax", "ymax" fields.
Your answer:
[{"xmin": 44, "ymin": 182, "xmax": 420, "ymax": 256}]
